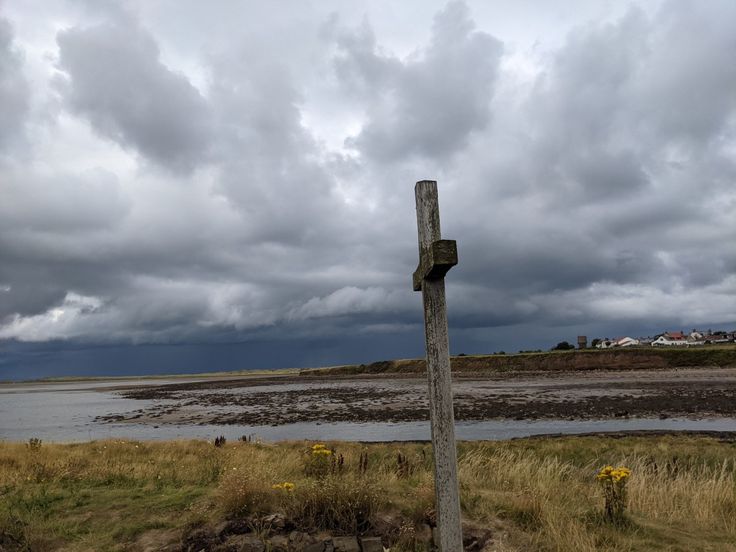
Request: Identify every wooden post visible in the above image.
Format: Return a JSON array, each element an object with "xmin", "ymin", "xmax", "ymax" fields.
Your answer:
[{"xmin": 413, "ymin": 180, "xmax": 462, "ymax": 551}]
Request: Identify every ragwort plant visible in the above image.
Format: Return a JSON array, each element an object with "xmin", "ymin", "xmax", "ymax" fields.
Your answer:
[
  {"xmin": 304, "ymin": 443, "xmax": 334, "ymax": 478},
  {"xmin": 597, "ymin": 465, "xmax": 631, "ymax": 522}
]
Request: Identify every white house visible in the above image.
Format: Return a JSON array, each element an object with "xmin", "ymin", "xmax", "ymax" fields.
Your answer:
[
  {"xmin": 615, "ymin": 337, "xmax": 640, "ymax": 347},
  {"xmin": 652, "ymin": 331, "xmax": 689, "ymax": 346},
  {"xmin": 596, "ymin": 339, "xmax": 614, "ymax": 349}
]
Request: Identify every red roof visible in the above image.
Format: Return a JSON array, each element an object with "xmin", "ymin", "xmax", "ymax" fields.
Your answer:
[{"xmin": 665, "ymin": 331, "xmax": 685, "ymax": 339}]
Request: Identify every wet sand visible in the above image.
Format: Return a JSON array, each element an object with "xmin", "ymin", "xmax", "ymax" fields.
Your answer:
[{"xmin": 97, "ymin": 367, "xmax": 736, "ymax": 426}]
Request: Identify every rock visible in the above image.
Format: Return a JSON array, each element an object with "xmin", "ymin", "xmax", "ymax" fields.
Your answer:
[
  {"xmin": 181, "ymin": 524, "xmax": 217, "ymax": 552},
  {"xmin": 332, "ymin": 536, "xmax": 360, "ymax": 552},
  {"xmin": 288, "ymin": 531, "xmax": 315, "ymax": 549},
  {"xmin": 239, "ymin": 535, "xmax": 266, "ymax": 552},
  {"xmin": 269, "ymin": 534, "xmax": 289, "ymax": 551},
  {"xmin": 262, "ymin": 513, "xmax": 286, "ymax": 531},
  {"xmin": 213, "ymin": 534, "xmax": 252, "ymax": 552},
  {"xmin": 359, "ymin": 536, "xmax": 383, "ymax": 552},
  {"xmin": 303, "ymin": 542, "xmax": 325, "ymax": 552},
  {"xmin": 372, "ymin": 512, "xmax": 402, "ymax": 539},
  {"xmin": 461, "ymin": 521, "xmax": 492, "ymax": 551},
  {"xmin": 215, "ymin": 519, "xmax": 252, "ymax": 538}
]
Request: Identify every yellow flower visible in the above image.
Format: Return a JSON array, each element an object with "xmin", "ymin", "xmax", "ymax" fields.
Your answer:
[
  {"xmin": 312, "ymin": 444, "xmax": 327, "ymax": 451},
  {"xmin": 597, "ymin": 465, "xmax": 631, "ymax": 483},
  {"xmin": 272, "ymin": 482, "xmax": 295, "ymax": 491}
]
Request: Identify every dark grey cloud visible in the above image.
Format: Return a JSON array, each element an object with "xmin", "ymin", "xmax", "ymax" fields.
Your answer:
[
  {"xmin": 55, "ymin": 15, "xmax": 212, "ymax": 172},
  {"xmin": 1, "ymin": 0, "xmax": 735, "ymax": 378},
  {"xmin": 444, "ymin": 0, "xmax": 736, "ymax": 324}
]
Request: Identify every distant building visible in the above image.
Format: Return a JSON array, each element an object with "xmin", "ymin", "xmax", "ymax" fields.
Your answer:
[
  {"xmin": 703, "ymin": 334, "xmax": 731, "ymax": 344},
  {"xmin": 652, "ymin": 331, "xmax": 689, "ymax": 346},
  {"xmin": 595, "ymin": 338, "xmax": 614, "ymax": 349},
  {"xmin": 577, "ymin": 336, "xmax": 587, "ymax": 349},
  {"xmin": 614, "ymin": 337, "xmax": 639, "ymax": 348}
]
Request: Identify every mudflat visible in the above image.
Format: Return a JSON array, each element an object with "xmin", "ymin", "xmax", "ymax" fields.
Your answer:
[{"xmin": 97, "ymin": 367, "xmax": 736, "ymax": 426}]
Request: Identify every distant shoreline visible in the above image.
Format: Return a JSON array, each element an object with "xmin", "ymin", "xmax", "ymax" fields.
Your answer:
[{"xmin": 5, "ymin": 344, "xmax": 736, "ymax": 384}]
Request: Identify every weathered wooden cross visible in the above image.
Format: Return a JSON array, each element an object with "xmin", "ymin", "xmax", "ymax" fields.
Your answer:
[{"xmin": 412, "ymin": 180, "xmax": 462, "ymax": 551}]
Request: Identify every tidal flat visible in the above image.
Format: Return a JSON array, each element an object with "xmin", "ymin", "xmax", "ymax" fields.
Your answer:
[{"xmin": 3, "ymin": 367, "xmax": 735, "ymax": 443}]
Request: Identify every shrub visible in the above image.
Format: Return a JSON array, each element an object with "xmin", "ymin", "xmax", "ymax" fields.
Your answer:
[
  {"xmin": 304, "ymin": 444, "xmax": 335, "ymax": 478},
  {"xmin": 217, "ymin": 470, "xmax": 276, "ymax": 516},
  {"xmin": 287, "ymin": 475, "xmax": 380, "ymax": 534}
]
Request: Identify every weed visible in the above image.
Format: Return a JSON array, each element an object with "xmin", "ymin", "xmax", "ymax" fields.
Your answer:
[
  {"xmin": 287, "ymin": 475, "xmax": 380, "ymax": 534},
  {"xmin": 304, "ymin": 443, "xmax": 334, "ymax": 478},
  {"xmin": 358, "ymin": 450, "xmax": 369, "ymax": 476},
  {"xmin": 396, "ymin": 452, "xmax": 414, "ymax": 479},
  {"xmin": 597, "ymin": 466, "xmax": 631, "ymax": 522}
]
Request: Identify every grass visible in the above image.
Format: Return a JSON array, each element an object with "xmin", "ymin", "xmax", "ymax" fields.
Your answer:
[
  {"xmin": 0, "ymin": 435, "xmax": 735, "ymax": 551},
  {"xmin": 300, "ymin": 345, "xmax": 736, "ymax": 376}
]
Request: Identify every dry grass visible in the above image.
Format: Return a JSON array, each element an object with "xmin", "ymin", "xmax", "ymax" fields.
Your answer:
[{"xmin": 0, "ymin": 435, "xmax": 734, "ymax": 551}]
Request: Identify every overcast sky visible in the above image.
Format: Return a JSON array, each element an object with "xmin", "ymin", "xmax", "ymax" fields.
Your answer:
[{"xmin": 1, "ymin": 0, "xmax": 735, "ymax": 379}]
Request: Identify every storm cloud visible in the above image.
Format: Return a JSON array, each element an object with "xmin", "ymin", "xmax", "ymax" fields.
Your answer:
[{"xmin": 0, "ymin": 0, "xmax": 734, "ymax": 378}]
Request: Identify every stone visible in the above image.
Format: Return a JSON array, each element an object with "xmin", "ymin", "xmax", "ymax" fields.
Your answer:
[
  {"xmin": 332, "ymin": 536, "xmax": 360, "ymax": 552},
  {"xmin": 239, "ymin": 535, "xmax": 265, "ymax": 552},
  {"xmin": 461, "ymin": 521, "xmax": 492, "ymax": 551},
  {"xmin": 372, "ymin": 512, "xmax": 402, "ymax": 539},
  {"xmin": 288, "ymin": 531, "xmax": 313, "ymax": 549},
  {"xmin": 359, "ymin": 536, "xmax": 383, "ymax": 552},
  {"xmin": 215, "ymin": 519, "xmax": 251, "ymax": 538},
  {"xmin": 213, "ymin": 535, "xmax": 251, "ymax": 552},
  {"xmin": 269, "ymin": 534, "xmax": 289, "ymax": 551},
  {"xmin": 262, "ymin": 513, "xmax": 286, "ymax": 531},
  {"xmin": 303, "ymin": 542, "xmax": 325, "ymax": 552},
  {"xmin": 181, "ymin": 524, "xmax": 217, "ymax": 552}
]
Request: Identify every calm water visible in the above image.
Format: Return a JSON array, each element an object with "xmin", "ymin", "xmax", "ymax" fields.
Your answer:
[{"xmin": 1, "ymin": 380, "xmax": 735, "ymax": 442}]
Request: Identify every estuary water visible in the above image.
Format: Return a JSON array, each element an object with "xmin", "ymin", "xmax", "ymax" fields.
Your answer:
[{"xmin": 2, "ymin": 378, "xmax": 735, "ymax": 442}]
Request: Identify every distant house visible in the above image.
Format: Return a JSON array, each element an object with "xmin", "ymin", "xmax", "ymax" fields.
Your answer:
[
  {"xmin": 614, "ymin": 337, "xmax": 639, "ymax": 348},
  {"xmin": 703, "ymin": 334, "xmax": 731, "ymax": 344},
  {"xmin": 596, "ymin": 338, "xmax": 614, "ymax": 349},
  {"xmin": 594, "ymin": 337, "xmax": 639, "ymax": 348},
  {"xmin": 652, "ymin": 331, "xmax": 690, "ymax": 346}
]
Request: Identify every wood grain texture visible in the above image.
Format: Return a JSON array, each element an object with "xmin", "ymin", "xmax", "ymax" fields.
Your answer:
[{"xmin": 414, "ymin": 180, "xmax": 463, "ymax": 552}]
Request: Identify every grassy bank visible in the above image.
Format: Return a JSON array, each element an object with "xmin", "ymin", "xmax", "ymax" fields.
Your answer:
[
  {"xmin": 300, "ymin": 345, "xmax": 736, "ymax": 376},
  {"xmin": 1, "ymin": 435, "xmax": 735, "ymax": 551}
]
